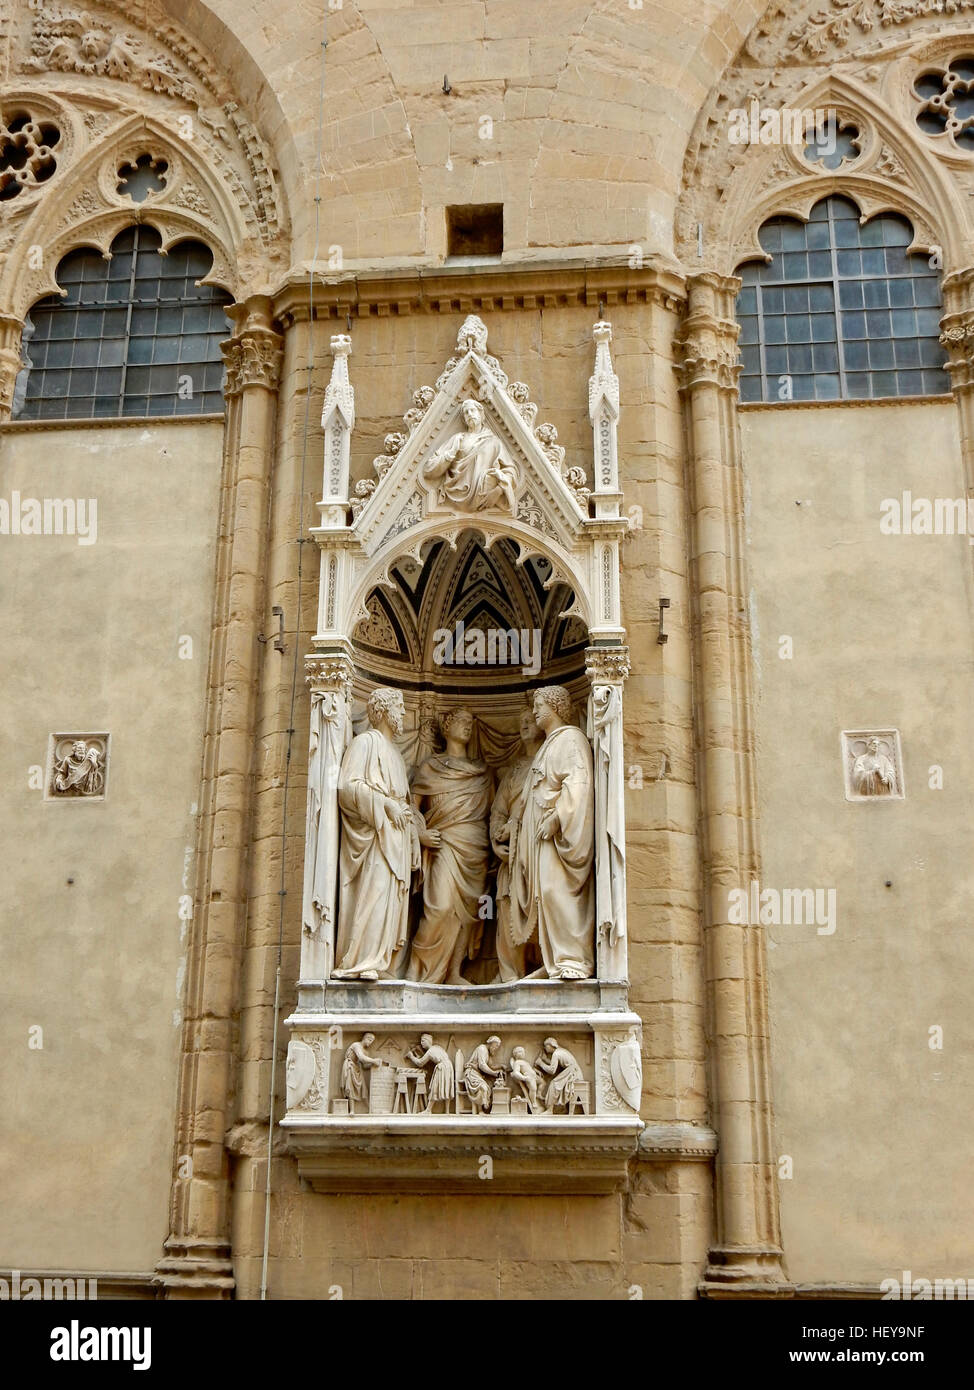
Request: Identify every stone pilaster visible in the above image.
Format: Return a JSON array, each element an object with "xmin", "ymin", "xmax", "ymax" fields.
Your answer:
[
  {"xmin": 300, "ymin": 650, "xmax": 354, "ymax": 987},
  {"xmin": 676, "ymin": 272, "xmax": 789, "ymax": 1294},
  {"xmin": 156, "ymin": 296, "xmax": 282, "ymax": 1298},
  {"xmin": 940, "ymin": 266, "xmax": 974, "ymax": 490},
  {"xmin": 0, "ymin": 314, "xmax": 23, "ymax": 423},
  {"xmin": 585, "ymin": 644, "xmax": 631, "ymax": 984}
]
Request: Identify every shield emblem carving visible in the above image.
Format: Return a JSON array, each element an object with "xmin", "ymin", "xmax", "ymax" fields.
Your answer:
[{"xmin": 610, "ymin": 1039, "xmax": 642, "ymax": 1111}]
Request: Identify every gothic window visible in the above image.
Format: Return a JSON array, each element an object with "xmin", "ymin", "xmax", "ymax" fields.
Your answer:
[
  {"xmin": 736, "ymin": 196, "xmax": 948, "ymax": 404},
  {"xmin": 14, "ymin": 225, "xmax": 232, "ymax": 421}
]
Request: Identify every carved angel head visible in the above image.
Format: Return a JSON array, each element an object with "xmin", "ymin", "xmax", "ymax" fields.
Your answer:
[{"xmin": 80, "ymin": 30, "xmax": 110, "ymax": 61}]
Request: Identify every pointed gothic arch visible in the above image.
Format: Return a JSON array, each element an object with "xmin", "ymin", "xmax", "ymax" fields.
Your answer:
[{"xmin": 677, "ymin": 11, "xmax": 974, "ymax": 277}]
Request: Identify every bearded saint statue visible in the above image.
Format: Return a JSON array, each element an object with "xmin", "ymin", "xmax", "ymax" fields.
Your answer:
[
  {"xmin": 511, "ymin": 685, "xmax": 595, "ymax": 981},
  {"xmin": 422, "ymin": 398, "xmax": 519, "ymax": 515}
]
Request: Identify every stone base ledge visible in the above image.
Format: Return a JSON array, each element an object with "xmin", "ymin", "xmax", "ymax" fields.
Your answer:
[
  {"xmin": 698, "ymin": 1245, "xmax": 792, "ymax": 1299},
  {"xmin": 155, "ymin": 1238, "xmax": 235, "ymax": 1300},
  {"xmin": 282, "ymin": 1115, "xmax": 643, "ymax": 1193},
  {"xmin": 294, "ymin": 977, "xmax": 630, "ymax": 1016}
]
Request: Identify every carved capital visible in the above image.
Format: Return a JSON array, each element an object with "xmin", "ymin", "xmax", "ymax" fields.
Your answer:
[
  {"xmin": 305, "ymin": 654, "xmax": 353, "ymax": 700},
  {"xmin": 221, "ymin": 328, "xmax": 283, "ymax": 397},
  {"xmin": 675, "ymin": 341, "xmax": 742, "ymax": 394},
  {"xmin": 675, "ymin": 275, "xmax": 742, "ymax": 394},
  {"xmin": 585, "ymin": 645, "xmax": 631, "ymax": 685},
  {"xmin": 938, "ymin": 273, "xmax": 974, "ymax": 389}
]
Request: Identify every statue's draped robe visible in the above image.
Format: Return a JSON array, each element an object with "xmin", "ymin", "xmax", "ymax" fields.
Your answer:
[
  {"xmin": 424, "ymin": 426, "xmax": 518, "ymax": 511},
  {"xmin": 55, "ymin": 750, "xmax": 103, "ymax": 795},
  {"xmin": 543, "ymin": 1048, "xmax": 583, "ymax": 1109},
  {"xmin": 853, "ymin": 751, "xmax": 895, "ymax": 795},
  {"xmin": 406, "ymin": 754, "xmax": 490, "ymax": 983},
  {"xmin": 513, "ymin": 724, "xmax": 595, "ymax": 978},
  {"xmin": 334, "ymin": 728, "xmax": 419, "ymax": 977},
  {"xmin": 463, "ymin": 1043, "xmax": 496, "ymax": 1110},
  {"xmin": 340, "ymin": 1044, "xmax": 372, "ymax": 1106},
  {"xmin": 490, "ymin": 754, "xmax": 534, "ymax": 980}
]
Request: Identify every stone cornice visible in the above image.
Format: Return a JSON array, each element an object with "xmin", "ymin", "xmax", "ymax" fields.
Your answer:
[
  {"xmin": 271, "ymin": 256, "xmax": 687, "ymax": 326},
  {"xmin": 740, "ymin": 395, "xmax": 953, "ymax": 411},
  {"xmin": 0, "ymin": 414, "xmax": 225, "ymax": 433},
  {"xmin": 637, "ymin": 1122, "xmax": 718, "ymax": 1161}
]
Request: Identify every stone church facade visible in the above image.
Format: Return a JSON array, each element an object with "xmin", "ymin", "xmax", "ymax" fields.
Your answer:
[{"xmin": 2, "ymin": 0, "xmax": 972, "ymax": 1300}]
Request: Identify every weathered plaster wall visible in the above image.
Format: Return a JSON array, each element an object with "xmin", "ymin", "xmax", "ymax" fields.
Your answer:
[
  {"xmin": 741, "ymin": 400, "xmax": 974, "ymax": 1285},
  {"xmin": 0, "ymin": 420, "xmax": 224, "ymax": 1271}
]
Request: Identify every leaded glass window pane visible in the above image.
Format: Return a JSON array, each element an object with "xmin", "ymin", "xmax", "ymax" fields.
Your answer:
[
  {"xmin": 735, "ymin": 196, "xmax": 949, "ymax": 403},
  {"xmin": 15, "ymin": 225, "xmax": 232, "ymax": 420}
]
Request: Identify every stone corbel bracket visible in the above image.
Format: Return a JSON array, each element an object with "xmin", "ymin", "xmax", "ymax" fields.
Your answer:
[{"xmin": 283, "ymin": 1118, "xmax": 642, "ymax": 1195}]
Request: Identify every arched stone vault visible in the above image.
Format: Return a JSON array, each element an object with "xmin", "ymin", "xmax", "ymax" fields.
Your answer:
[
  {"xmin": 108, "ymin": 0, "xmax": 769, "ymax": 268},
  {"xmin": 353, "ymin": 531, "xmax": 588, "ymax": 691}
]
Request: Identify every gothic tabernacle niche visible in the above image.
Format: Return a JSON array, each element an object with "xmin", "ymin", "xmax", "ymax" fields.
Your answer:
[
  {"xmin": 349, "ymin": 531, "xmax": 590, "ymax": 986},
  {"xmin": 283, "ymin": 316, "xmax": 642, "ymax": 1191}
]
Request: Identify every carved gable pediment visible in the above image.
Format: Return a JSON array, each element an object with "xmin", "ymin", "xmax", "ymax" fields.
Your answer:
[{"xmin": 351, "ymin": 317, "xmax": 591, "ymax": 559}]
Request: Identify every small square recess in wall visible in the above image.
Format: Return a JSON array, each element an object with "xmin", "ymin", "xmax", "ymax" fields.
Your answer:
[
  {"xmin": 45, "ymin": 733, "xmax": 110, "ymax": 801},
  {"xmin": 841, "ymin": 729, "xmax": 904, "ymax": 801},
  {"xmin": 446, "ymin": 204, "xmax": 503, "ymax": 258}
]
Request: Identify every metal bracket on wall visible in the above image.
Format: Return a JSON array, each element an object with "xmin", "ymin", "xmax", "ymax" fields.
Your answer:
[
  {"xmin": 258, "ymin": 606, "xmax": 286, "ymax": 654},
  {"xmin": 657, "ymin": 597, "xmax": 670, "ymax": 645}
]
